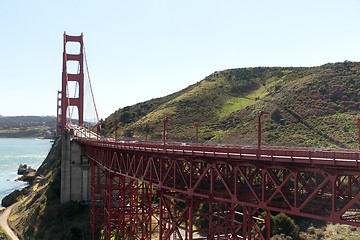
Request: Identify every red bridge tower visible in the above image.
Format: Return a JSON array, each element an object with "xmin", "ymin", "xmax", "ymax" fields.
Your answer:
[{"xmin": 57, "ymin": 32, "xmax": 84, "ymax": 134}]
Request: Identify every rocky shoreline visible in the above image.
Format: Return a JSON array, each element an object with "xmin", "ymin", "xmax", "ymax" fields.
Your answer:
[{"xmin": 1, "ymin": 164, "xmax": 37, "ymax": 208}]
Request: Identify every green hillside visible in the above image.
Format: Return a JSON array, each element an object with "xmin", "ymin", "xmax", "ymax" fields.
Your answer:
[
  {"xmin": 102, "ymin": 61, "xmax": 360, "ymax": 149},
  {"xmin": 0, "ymin": 116, "xmax": 56, "ymax": 138}
]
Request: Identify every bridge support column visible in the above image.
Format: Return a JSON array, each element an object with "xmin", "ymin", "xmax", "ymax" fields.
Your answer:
[
  {"xmin": 91, "ymin": 159, "xmax": 105, "ymax": 240},
  {"xmin": 60, "ymin": 129, "xmax": 91, "ymax": 203}
]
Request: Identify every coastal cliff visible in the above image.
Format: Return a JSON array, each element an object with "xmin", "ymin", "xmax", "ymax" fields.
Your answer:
[{"xmin": 6, "ymin": 136, "xmax": 90, "ymax": 240}]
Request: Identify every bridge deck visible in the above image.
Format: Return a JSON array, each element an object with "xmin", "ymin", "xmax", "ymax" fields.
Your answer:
[
  {"xmin": 76, "ymin": 137, "xmax": 360, "ymax": 169},
  {"xmin": 73, "ymin": 135, "xmax": 360, "ymax": 239}
]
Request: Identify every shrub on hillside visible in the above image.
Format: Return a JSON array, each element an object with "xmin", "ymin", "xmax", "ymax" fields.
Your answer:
[
  {"xmin": 271, "ymin": 213, "xmax": 299, "ymax": 239},
  {"xmin": 271, "ymin": 108, "xmax": 282, "ymax": 123},
  {"xmin": 271, "ymin": 233, "xmax": 293, "ymax": 240},
  {"xmin": 1, "ymin": 189, "xmax": 23, "ymax": 207}
]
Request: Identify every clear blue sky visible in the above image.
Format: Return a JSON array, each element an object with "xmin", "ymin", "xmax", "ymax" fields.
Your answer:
[{"xmin": 1, "ymin": 0, "xmax": 360, "ymax": 119}]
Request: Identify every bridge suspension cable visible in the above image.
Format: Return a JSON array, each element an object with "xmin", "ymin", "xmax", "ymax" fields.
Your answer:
[
  {"xmin": 66, "ymin": 37, "xmax": 100, "ymax": 128},
  {"xmin": 83, "ymin": 43, "xmax": 100, "ymax": 127}
]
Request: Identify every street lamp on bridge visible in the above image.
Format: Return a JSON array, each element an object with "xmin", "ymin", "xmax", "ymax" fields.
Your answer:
[
  {"xmin": 144, "ymin": 125, "xmax": 148, "ymax": 142},
  {"xmin": 193, "ymin": 124, "xmax": 199, "ymax": 144},
  {"xmin": 97, "ymin": 123, "xmax": 102, "ymax": 141},
  {"xmin": 115, "ymin": 121, "xmax": 121, "ymax": 141},
  {"xmin": 163, "ymin": 117, "xmax": 171, "ymax": 145},
  {"xmin": 354, "ymin": 118, "xmax": 360, "ymax": 150},
  {"xmin": 257, "ymin": 111, "xmax": 268, "ymax": 149}
]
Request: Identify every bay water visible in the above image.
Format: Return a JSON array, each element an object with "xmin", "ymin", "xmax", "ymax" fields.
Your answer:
[{"xmin": 0, "ymin": 138, "xmax": 52, "ymax": 205}]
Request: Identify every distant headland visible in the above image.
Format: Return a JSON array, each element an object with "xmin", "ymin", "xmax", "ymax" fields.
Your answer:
[{"xmin": 0, "ymin": 116, "xmax": 56, "ymax": 138}]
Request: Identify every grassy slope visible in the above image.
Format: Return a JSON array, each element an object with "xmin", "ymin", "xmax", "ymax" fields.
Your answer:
[
  {"xmin": 8, "ymin": 137, "xmax": 90, "ymax": 240},
  {"xmin": 102, "ymin": 61, "xmax": 360, "ymax": 149}
]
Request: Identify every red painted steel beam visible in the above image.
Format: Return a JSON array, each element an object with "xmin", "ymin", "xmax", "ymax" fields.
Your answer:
[
  {"xmin": 79, "ymin": 139, "xmax": 360, "ymax": 229},
  {"xmin": 91, "ymin": 161, "xmax": 162, "ymax": 240},
  {"xmin": 65, "ymin": 35, "xmax": 83, "ymax": 42},
  {"xmin": 86, "ymin": 141, "xmax": 272, "ymax": 239}
]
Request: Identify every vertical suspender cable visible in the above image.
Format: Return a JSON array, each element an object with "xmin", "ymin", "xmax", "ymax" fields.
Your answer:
[{"xmin": 83, "ymin": 43, "xmax": 100, "ymax": 127}]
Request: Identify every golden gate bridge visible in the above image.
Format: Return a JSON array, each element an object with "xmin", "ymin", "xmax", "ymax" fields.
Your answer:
[{"xmin": 57, "ymin": 33, "xmax": 360, "ymax": 240}]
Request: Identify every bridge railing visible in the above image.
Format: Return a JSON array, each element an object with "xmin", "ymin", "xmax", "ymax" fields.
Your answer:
[{"xmin": 74, "ymin": 137, "xmax": 360, "ymax": 168}]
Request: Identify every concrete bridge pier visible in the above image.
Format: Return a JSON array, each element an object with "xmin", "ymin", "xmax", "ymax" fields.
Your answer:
[{"xmin": 60, "ymin": 129, "xmax": 91, "ymax": 203}]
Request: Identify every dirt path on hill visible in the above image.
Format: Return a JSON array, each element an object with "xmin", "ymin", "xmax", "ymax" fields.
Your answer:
[{"xmin": 0, "ymin": 203, "xmax": 20, "ymax": 240}]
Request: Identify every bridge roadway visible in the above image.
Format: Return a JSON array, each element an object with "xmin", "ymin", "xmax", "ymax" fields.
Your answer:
[
  {"xmin": 79, "ymin": 139, "xmax": 360, "ymax": 168},
  {"xmin": 72, "ymin": 131, "xmax": 360, "ymax": 239}
]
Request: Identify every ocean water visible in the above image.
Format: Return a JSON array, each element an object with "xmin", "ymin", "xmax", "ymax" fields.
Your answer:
[{"xmin": 0, "ymin": 138, "xmax": 52, "ymax": 205}]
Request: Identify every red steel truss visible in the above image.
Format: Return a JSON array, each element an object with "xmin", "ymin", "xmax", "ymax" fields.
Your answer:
[
  {"xmin": 80, "ymin": 139, "xmax": 360, "ymax": 224},
  {"xmin": 82, "ymin": 138, "xmax": 360, "ymax": 239},
  {"xmin": 85, "ymin": 140, "xmax": 278, "ymax": 239},
  {"xmin": 80, "ymin": 139, "xmax": 360, "ymax": 239},
  {"xmin": 76, "ymin": 137, "xmax": 358, "ymax": 238},
  {"xmin": 91, "ymin": 161, "xmax": 269, "ymax": 239}
]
